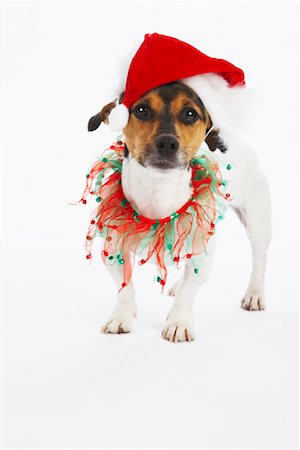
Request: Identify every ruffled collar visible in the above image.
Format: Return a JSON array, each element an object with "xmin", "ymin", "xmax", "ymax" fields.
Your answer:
[{"xmin": 80, "ymin": 141, "xmax": 230, "ymax": 291}]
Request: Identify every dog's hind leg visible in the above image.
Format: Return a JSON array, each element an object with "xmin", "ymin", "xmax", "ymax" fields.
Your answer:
[
  {"xmin": 231, "ymin": 170, "xmax": 272, "ymax": 311},
  {"xmin": 101, "ymin": 252, "xmax": 137, "ymax": 334},
  {"xmin": 162, "ymin": 236, "xmax": 216, "ymax": 342}
]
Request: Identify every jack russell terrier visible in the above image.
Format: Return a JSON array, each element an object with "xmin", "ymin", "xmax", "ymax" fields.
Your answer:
[{"xmin": 86, "ymin": 33, "xmax": 271, "ymax": 343}]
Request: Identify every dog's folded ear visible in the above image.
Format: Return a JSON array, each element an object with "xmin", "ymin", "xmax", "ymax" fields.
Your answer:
[
  {"xmin": 205, "ymin": 128, "xmax": 227, "ymax": 153},
  {"xmin": 88, "ymin": 101, "xmax": 117, "ymax": 131},
  {"xmin": 88, "ymin": 93, "xmax": 125, "ymax": 132},
  {"xmin": 205, "ymin": 128, "xmax": 219, "ymax": 152}
]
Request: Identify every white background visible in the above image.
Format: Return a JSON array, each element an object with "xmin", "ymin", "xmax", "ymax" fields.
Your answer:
[{"xmin": 2, "ymin": 1, "xmax": 299, "ymax": 449}]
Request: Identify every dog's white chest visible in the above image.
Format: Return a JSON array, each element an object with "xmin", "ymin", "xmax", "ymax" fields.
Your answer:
[{"xmin": 121, "ymin": 157, "xmax": 193, "ymax": 219}]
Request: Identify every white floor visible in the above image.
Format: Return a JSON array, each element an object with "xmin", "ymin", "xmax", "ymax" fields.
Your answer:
[{"xmin": 3, "ymin": 208, "xmax": 298, "ymax": 449}]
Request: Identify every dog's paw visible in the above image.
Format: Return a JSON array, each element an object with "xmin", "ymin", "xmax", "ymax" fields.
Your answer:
[
  {"xmin": 241, "ymin": 292, "xmax": 266, "ymax": 311},
  {"xmin": 101, "ymin": 317, "xmax": 133, "ymax": 334},
  {"xmin": 162, "ymin": 320, "xmax": 195, "ymax": 343}
]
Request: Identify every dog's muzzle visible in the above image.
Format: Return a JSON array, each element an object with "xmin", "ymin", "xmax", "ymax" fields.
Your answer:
[
  {"xmin": 147, "ymin": 134, "xmax": 181, "ymax": 170},
  {"xmin": 155, "ymin": 134, "xmax": 179, "ymax": 157}
]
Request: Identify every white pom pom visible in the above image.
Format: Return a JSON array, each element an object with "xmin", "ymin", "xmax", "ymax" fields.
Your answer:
[{"xmin": 108, "ymin": 103, "xmax": 129, "ymax": 132}]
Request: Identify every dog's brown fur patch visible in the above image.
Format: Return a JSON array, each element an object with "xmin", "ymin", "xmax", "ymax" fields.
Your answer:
[
  {"xmin": 170, "ymin": 93, "xmax": 209, "ymax": 161},
  {"xmin": 123, "ymin": 92, "xmax": 163, "ymax": 163}
]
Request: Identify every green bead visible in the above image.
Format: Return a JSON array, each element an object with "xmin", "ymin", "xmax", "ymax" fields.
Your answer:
[
  {"xmin": 102, "ymin": 157, "xmax": 108, "ymax": 163},
  {"xmin": 157, "ymin": 276, "xmax": 161, "ymax": 282},
  {"xmin": 121, "ymin": 199, "xmax": 127, "ymax": 207},
  {"xmin": 167, "ymin": 243, "xmax": 172, "ymax": 250},
  {"xmin": 218, "ymin": 215, "xmax": 224, "ymax": 220},
  {"xmin": 194, "ymin": 268, "xmax": 199, "ymax": 274},
  {"xmin": 108, "ymin": 255, "xmax": 114, "ymax": 260},
  {"xmin": 119, "ymin": 258, "xmax": 125, "ymax": 264},
  {"xmin": 227, "ymin": 164, "xmax": 232, "ymax": 170},
  {"xmin": 96, "ymin": 197, "xmax": 101, "ymax": 202},
  {"xmin": 86, "ymin": 174, "xmax": 89, "ymax": 178}
]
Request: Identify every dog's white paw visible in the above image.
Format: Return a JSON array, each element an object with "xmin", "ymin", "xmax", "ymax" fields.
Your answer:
[
  {"xmin": 241, "ymin": 292, "xmax": 266, "ymax": 311},
  {"xmin": 101, "ymin": 316, "xmax": 134, "ymax": 334},
  {"xmin": 162, "ymin": 319, "xmax": 195, "ymax": 343}
]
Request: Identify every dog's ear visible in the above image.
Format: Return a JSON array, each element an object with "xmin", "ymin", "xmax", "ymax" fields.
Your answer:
[
  {"xmin": 205, "ymin": 126, "xmax": 227, "ymax": 153},
  {"xmin": 88, "ymin": 101, "xmax": 117, "ymax": 131},
  {"xmin": 88, "ymin": 93, "xmax": 124, "ymax": 132},
  {"xmin": 205, "ymin": 128, "xmax": 219, "ymax": 152}
]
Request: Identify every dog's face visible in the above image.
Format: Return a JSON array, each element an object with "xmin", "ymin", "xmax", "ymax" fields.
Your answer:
[
  {"xmin": 89, "ymin": 82, "xmax": 220, "ymax": 170},
  {"xmin": 123, "ymin": 82, "xmax": 211, "ymax": 170}
]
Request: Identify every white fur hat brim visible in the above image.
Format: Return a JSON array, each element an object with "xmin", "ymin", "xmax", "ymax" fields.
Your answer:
[{"xmin": 181, "ymin": 73, "xmax": 252, "ymax": 148}]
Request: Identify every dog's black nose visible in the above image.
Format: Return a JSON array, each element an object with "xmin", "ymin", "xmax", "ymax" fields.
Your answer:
[{"xmin": 155, "ymin": 134, "xmax": 179, "ymax": 156}]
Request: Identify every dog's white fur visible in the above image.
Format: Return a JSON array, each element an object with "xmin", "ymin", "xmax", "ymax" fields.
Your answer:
[
  {"xmin": 122, "ymin": 156, "xmax": 192, "ymax": 219},
  {"xmin": 101, "ymin": 74, "xmax": 272, "ymax": 342}
]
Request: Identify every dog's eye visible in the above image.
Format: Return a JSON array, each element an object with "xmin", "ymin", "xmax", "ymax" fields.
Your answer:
[
  {"xmin": 180, "ymin": 107, "xmax": 199, "ymax": 125},
  {"xmin": 133, "ymin": 104, "xmax": 153, "ymax": 121}
]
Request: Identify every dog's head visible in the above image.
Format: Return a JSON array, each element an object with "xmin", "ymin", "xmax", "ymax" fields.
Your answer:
[{"xmin": 88, "ymin": 81, "xmax": 222, "ymax": 170}]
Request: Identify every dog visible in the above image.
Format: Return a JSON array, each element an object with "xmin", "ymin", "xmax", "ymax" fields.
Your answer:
[{"xmin": 87, "ymin": 78, "xmax": 271, "ymax": 343}]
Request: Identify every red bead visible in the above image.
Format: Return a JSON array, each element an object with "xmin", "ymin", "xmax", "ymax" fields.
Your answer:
[
  {"xmin": 103, "ymin": 250, "xmax": 108, "ymax": 257},
  {"xmin": 160, "ymin": 279, "xmax": 166, "ymax": 286},
  {"xmin": 91, "ymin": 220, "xmax": 95, "ymax": 225},
  {"xmin": 225, "ymin": 193, "xmax": 230, "ymax": 198},
  {"xmin": 121, "ymin": 282, "xmax": 127, "ymax": 288},
  {"xmin": 86, "ymin": 254, "xmax": 91, "ymax": 259},
  {"xmin": 140, "ymin": 259, "xmax": 145, "ymax": 264},
  {"xmin": 186, "ymin": 253, "xmax": 192, "ymax": 259},
  {"xmin": 90, "ymin": 191, "xmax": 94, "ymax": 195},
  {"xmin": 82, "ymin": 199, "xmax": 87, "ymax": 204},
  {"xmin": 210, "ymin": 222, "xmax": 215, "ymax": 228},
  {"xmin": 86, "ymin": 236, "xmax": 92, "ymax": 241},
  {"xmin": 173, "ymin": 256, "xmax": 179, "ymax": 262}
]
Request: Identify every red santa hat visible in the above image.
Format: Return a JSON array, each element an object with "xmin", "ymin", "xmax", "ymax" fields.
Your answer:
[{"xmin": 109, "ymin": 33, "xmax": 246, "ymax": 137}]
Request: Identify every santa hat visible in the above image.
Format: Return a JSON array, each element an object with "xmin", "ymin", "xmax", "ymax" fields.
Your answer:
[{"xmin": 109, "ymin": 33, "xmax": 246, "ymax": 141}]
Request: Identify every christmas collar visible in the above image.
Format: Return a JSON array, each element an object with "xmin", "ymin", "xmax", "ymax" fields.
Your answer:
[{"xmin": 80, "ymin": 141, "xmax": 231, "ymax": 291}]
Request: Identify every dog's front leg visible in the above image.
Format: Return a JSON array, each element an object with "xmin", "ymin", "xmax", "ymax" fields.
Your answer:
[
  {"xmin": 162, "ymin": 237, "xmax": 216, "ymax": 343},
  {"xmin": 101, "ymin": 254, "xmax": 137, "ymax": 334}
]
